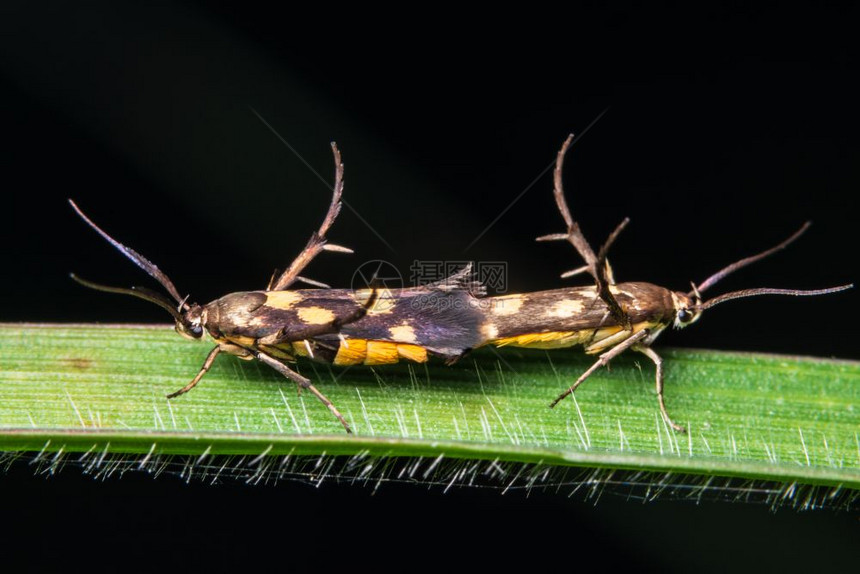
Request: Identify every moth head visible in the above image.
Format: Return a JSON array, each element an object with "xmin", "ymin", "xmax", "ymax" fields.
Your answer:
[
  {"xmin": 69, "ymin": 199, "xmax": 205, "ymax": 340},
  {"xmin": 672, "ymin": 288, "xmax": 703, "ymax": 329},
  {"xmin": 175, "ymin": 304, "xmax": 205, "ymax": 340}
]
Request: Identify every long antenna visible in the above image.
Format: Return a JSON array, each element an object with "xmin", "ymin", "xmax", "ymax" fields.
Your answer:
[
  {"xmin": 69, "ymin": 199, "xmax": 187, "ymax": 308},
  {"xmin": 699, "ymin": 284, "xmax": 852, "ymax": 311},
  {"xmin": 268, "ymin": 142, "xmax": 353, "ymax": 291},
  {"xmin": 694, "ymin": 222, "xmax": 811, "ymax": 294},
  {"xmin": 70, "ymin": 273, "xmax": 185, "ymax": 322}
]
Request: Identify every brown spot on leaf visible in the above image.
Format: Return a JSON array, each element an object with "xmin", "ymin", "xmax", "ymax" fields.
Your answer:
[{"xmin": 61, "ymin": 357, "xmax": 93, "ymax": 370}]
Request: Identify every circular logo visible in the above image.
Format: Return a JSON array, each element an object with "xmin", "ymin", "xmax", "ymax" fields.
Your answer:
[{"xmin": 350, "ymin": 260, "xmax": 403, "ymax": 311}]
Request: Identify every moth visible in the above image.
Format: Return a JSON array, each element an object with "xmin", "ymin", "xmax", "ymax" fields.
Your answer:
[
  {"xmin": 70, "ymin": 143, "xmax": 483, "ymax": 433},
  {"xmin": 476, "ymin": 135, "xmax": 852, "ymax": 432}
]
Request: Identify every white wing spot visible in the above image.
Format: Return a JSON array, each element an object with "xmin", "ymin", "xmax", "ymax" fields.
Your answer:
[{"xmin": 547, "ymin": 299, "xmax": 585, "ymax": 318}]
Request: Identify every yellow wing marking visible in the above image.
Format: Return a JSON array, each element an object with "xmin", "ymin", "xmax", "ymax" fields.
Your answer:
[
  {"xmin": 491, "ymin": 321, "xmax": 661, "ymax": 353},
  {"xmin": 546, "ymin": 298, "xmax": 585, "ymax": 318},
  {"xmin": 364, "ymin": 341, "xmax": 400, "ymax": 365},
  {"xmin": 353, "ymin": 288, "xmax": 397, "ymax": 313},
  {"xmin": 480, "ymin": 323, "xmax": 499, "ymax": 340},
  {"xmin": 216, "ymin": 334, "xmax": 258, "ymax": 353},
  {"xmin": 488, "ymin": 295, "xmax": 525, "ymax": 316},
  {"xmin": 287, "ymin": 341, "xmax": 311, "ymax": 358},
  {"xmin": 297, "ymin": 306, "xmax": 336, "ymax": 325},
  {"xmin": 264, "ymin": 291, "xmax": 303, "ymax": 310},
  {"xmin": 395, "ymin": 344, "xmax": 428, "ymax": 363},
  {"xmin": 334, "ymin": 338, "xmax": 367, "ymax": 366},
  {"xmin": 388, "ymin": 324, "xmax": 418, "ymax": 344},
  {"xmin": 259, "ymin": 344, "xmax": 297, "ymax": 360},
  {"xmin": 492, "ymin": 331, "xmax": 591, "ymax": 349},
  {"xmin": 333, "ymin": 339, "xmax": 428, "ymax": 366}
]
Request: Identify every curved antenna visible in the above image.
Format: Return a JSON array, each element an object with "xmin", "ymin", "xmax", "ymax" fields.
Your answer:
[
  {"xmin": 69, "ymin": 199, "xmax": 186, "ymax": 308},
  {"xmin": 536, "ymin": 134, "xmax": 630, "ymax": 328},
  {"xmin": 269, "ymin": 142, "xmax": 353, "ymax": 291},
  {"xmin": 693, "ymin": 222, "xmax": 811, "ymax": 295},
  {"xmin": 70, "ymin": 273, "xmax": 184, "ymax": 322},
  {"xmin": 699, "ymin": 284, "xmax": 852, "ymax": 311}
]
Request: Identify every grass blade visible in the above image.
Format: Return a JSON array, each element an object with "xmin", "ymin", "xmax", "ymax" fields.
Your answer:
[{"xmin": 1, "ymin": 324, "xmax": 857, "ymax": 490}]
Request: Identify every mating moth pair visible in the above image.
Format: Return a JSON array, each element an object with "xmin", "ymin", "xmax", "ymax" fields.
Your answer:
[{"xmin": 70, "ymin": 138, "xmax": 851, "ymax": 433}]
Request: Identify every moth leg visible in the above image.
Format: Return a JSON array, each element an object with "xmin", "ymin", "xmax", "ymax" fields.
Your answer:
[
  {"xmin": 536, "ymin": 134, "xmax": 630, "ymax": 329},
  {"xmin": 167, "ymin": 345, "xmax": 223, "ymax": 398},
  {"xmin": 167, "ymin": 342, "xmax": 253, "ymax": 398},
  {"xmin": 254, "ymin": 351, "xmax": 352, "ymax": 433},
  {"xmin": 269, "ymin": 142, "xmax": 353, "ymax": 291},
  {"xmin": 549, "ymin": 329, "xmax": 649, "ymax": 408},
  {"xmin": 635, "ymin": 345, "xmax": 685, "ymax": 433}
]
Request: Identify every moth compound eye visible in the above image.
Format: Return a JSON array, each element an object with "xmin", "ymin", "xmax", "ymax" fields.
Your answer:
[
  {"xmin": 175, "ymin": 321, "xmax": 203, "ymax": 340},
  {"xmin": 677, "ymin": 308, "xmax": 693, "ymax": 323}
]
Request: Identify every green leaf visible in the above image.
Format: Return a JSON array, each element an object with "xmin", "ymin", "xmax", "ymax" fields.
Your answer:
[{"xmin": 1, "ymin": 324, "xmax": 857, "ymax": 490}]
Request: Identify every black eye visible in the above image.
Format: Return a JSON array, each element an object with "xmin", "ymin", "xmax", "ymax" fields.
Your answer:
[
  {"xmin": 678, "ymin": 309, "xmax": 693, "ymax": 323},
  {"xmin": 176, "ymin": 321, "xmax": 204, "ymax": 339}
]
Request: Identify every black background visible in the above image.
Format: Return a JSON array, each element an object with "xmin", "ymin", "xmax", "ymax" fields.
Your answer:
[{"xmin": 1, "ymin": 2, "xmax": 858, "ymax": 571}]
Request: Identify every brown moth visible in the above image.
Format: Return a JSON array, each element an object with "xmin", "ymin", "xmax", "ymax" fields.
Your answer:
[
  {"xmin": 476, "ymin": 135, "xmax": 851, "ymax": 432},
  {"xmin": 70, "ymin": 143, "xmax": 483, "ymax": 433}
]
